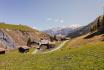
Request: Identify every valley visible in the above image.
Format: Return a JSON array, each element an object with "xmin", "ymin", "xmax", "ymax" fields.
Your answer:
[
  {"xmin": 0, "ymin": 14, "xmax": 104, "ymax": 70},
  {"xmin": 0, "ymin": 15, "xmax": 104, "ymax": 70},
  {"xmin": 0, "ymin": 0, "xmax": 104, "ymax": 70},
  {"xmin": 0, "ymin": 34, "xmax": 104, "ymax": 70}
]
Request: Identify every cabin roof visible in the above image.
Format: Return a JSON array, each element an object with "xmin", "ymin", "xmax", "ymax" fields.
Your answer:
[
  {"xmin": 40, "ymin": 40, "xmax": 49, "ymax": 44},
  {"xmin": 19, "ymin": 46, "xmax": 29, "ymax": 49},
  {"xmin": 0, "ymin": 48, "xmax": 5, "ymax": 51}
]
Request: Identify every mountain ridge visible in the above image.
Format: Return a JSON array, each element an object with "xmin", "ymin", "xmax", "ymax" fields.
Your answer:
[
  {"xmin": 67, "ymin": 15, "xmax": 104, "ymax": 38},
  {"xmin": 43, "ymin": 24, "xmax": 81, "ymax": 36}
]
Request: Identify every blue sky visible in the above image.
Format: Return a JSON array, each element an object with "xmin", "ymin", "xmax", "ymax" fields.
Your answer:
[{"xmin": 0, "ymin": 0, "xmax": 103, "ymax": 30}]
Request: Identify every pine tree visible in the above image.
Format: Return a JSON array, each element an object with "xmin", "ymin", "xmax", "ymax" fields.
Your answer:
[
  {"xmin": 97, "ymin": 17, "xmax": 100, "ymax": 29},
  {"xmin": 102, "ymin": 15, "xmax": 104, "ymax": 27},
  {"xmin": 27, "ymin": 38, "xmax": 31, "ymax": 47},
  {"xmin": 90, "ymin": 25, "xmax": 93, "ymax": 33},
  {"xmin": 102, "ymin": 7, "xmax": 104, "ymax": 31}
]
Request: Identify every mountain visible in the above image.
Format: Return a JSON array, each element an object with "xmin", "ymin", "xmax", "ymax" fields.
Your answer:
[
  {"xmin": 0, "ymin": 23, "xmax": 51, "ymax": 49},
  {"xmin": 67, "ymin": 15, "xmax": 104, "ymax": 38},
  {"xmin": 44, "ymin": 24, "xmax": 81, "ymax": 36}
]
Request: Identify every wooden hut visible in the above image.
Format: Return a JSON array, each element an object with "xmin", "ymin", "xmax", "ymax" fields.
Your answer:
[
  {"xmin": 39, "ymin": 40, "xmax": 55, "ymax": 49},
  {"xmin": 0, "ymin": 48, "xmax": 5, "ymax": 54},
  {"xmin": 18, "ymin": 46, "xmax": 29, "ymax": 53}
]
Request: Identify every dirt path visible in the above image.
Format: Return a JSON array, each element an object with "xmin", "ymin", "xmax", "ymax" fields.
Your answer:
[
  {"xmin": 31, "ymin": 40, "xmax": 69, "ymax": 54},
  {"xmin": 31, "ymin": 48, "xmax": 38, "ymax": 54},
  {"xmin": 42, "ymin": 40, "xmax": 68, "ymax": 54}
]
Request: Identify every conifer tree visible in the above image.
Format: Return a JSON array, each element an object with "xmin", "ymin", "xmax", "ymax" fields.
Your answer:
[
  {"xmin": 97, "ymin": 17, "xmax": 100, "ymax": 29},
  {"xmin": 27, "ymin": 38, "xmax": 31, "ymax": 47}
]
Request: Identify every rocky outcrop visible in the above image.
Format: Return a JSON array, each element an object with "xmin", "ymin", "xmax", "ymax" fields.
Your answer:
[
  {"xmin": 0, "ymin": 29, "xmax": 15, "ymax": 49},
  {"xmin": 0, "ymin": 28, "xmax": 51, "ymax": 49}
]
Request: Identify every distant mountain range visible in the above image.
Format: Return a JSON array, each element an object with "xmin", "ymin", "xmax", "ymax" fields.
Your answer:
[
  {"xmin": 43, "ymin": 24, "xmax": 81, "ymax": 36},
  {"xmin": 44, "ymin": 15, "xmax": 104, "ymax": 38}
]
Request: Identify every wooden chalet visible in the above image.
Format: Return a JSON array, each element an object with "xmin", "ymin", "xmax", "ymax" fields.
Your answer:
[
  {"xmin": 18, "ymin": 46, "xmax": 30, "ymax": 53},
  {"xmin": 0, "ymin": 48, "xmax": 5, "ymax": 54}
]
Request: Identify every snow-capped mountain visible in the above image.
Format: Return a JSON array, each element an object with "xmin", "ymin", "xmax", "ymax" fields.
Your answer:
[{"xmin": 43, "ymin": 24, "xmax": 81, "ymax": 36}]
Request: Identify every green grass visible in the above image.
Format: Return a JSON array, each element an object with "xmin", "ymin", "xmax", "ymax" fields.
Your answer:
[
  {"xmin": 0, "ymin": 23, "xmax": 35, "ymax": 31},
  {"xmin": 0, "ymin": 41, "xmax": 104, "ymax": 70}
]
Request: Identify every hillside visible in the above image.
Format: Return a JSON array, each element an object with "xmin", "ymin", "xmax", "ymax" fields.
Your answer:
[
  {"xmin": 0, "ymin": 23, "xmax": 51, "ymax": 49},
  {"xmin": 0, "ymin": 23, "xmax": 34, "ymax": 31},
  {"xmin": 67, "ymin": 15, "xmax": 104, "ymax": 38},
  {"xmin": 0, "ymin": 33, "xmax": 104, "ymax": 70}
]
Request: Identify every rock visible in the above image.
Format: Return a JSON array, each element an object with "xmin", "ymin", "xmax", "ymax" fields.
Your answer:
[{"xmin": 0, "ymin": 29, "xmax": 16, "ymax": 49}]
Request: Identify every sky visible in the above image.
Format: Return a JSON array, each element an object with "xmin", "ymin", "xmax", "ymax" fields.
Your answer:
[{"xmin": 0, "ymin": 0, "xmax": 104, "ymax": 30}]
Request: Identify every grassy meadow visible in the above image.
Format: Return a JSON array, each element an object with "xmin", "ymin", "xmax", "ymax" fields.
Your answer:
[{"xmin": 0, "ymin": 40, "xmax": 104, "ymax": 70}]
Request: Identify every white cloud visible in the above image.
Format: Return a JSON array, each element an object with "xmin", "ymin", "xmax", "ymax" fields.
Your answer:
[
  {"xmin": 60, "ymin": 20, "xmax": 64, "ymax": 23},
  {"xmin": 47, "ymin": 18, "xmax": 52, "ymax": 21},
  {"xmin": 47, "ymin": 18, "xmax": 64, "ymax": 23},
  {"xmin": 54, "ymin": 19, "xmax": 58, "ymax": 22}
]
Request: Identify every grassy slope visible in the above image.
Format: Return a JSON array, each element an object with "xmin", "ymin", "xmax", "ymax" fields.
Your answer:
[
  {"xmin": 0, "ymin": 23, "xmax": 49, "ymax": 37},
  {"xmin": 0, "ymin": 38, "xmax": 104, "ymax": 70},
  {"xmin": 0, "ymin": 23, "xmax": 35, "ymax": 31}
]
